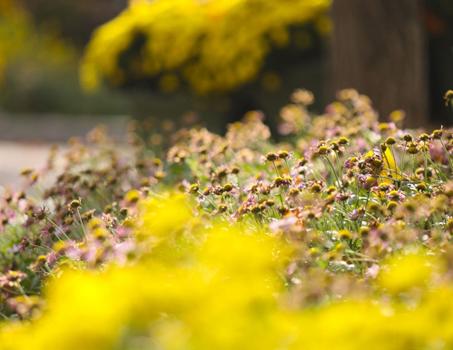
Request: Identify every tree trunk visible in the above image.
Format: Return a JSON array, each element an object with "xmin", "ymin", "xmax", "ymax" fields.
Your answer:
[{"xmin": 331, "ymin": 0, "xmax": 428, "ymax": 127}]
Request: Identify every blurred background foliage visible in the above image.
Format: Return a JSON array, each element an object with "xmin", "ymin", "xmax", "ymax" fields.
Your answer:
[
  {"xmin": 0, "ymin": 0, "xmax": 452, "ymax": 129},
  {"xmin": 0, "ymin": 0, "xmax": 331, "ymax": 129},
  {"xmin": 0, "ymin": 0, "xmax": 131, "ymax": 115}
]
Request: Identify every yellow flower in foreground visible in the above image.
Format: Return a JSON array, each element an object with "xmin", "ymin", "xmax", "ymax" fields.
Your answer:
[
  {"xmin": 2, "ymin": 196, "xmax": 453, "ymax": 350},
  {"xmin": 0, "ymin": 195, "xmax": 290, "ymax": 350},
  {"xmin": 378, "ymin": 252, "xmax": 438, "ymax": 294},
  {"xmin": 135, "ymin": 193, "xmax": 193, "ymax": 242}
]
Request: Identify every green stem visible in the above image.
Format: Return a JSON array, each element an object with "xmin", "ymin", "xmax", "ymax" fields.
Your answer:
[{"xmin": 324, "ymin": 156, "xmax": 342, "ymax": 188}]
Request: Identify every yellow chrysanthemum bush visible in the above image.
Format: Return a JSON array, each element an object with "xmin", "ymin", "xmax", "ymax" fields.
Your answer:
[
  {"xmin": 81, "ymin": 0, "xmax": 330, "ymax": 94},
  {"xmin": 2, "ymin": 193, "xmax": 453, "ymax": 350},
  {"xmin": 0, "ymin": 194, "xmax": 292, "ymax": 350}
]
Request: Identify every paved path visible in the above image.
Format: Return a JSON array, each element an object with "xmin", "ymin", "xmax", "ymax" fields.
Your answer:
[
  {"xmin": 0, "ymin": 142, "xmax": 58, "ymax": 189},
  {"xmin": 0, "ymin": 113, "xmax": 129, "ymax": 143},
  {"xmin": 0, "ymin": 113, "xmax": 130, "ymax": 189}
]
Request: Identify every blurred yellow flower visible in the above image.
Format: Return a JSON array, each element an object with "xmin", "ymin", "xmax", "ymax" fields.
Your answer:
[
  {"xmin": 378, "ymin": 251, "xmax": 438, "ymax": 294},
  {"xmin": 81, "ymin": 0, "xmax": 331, "ymax": 94},
  {"xmin": 2, "ymin": 196, "xmax": 453, "ymax": 350}
]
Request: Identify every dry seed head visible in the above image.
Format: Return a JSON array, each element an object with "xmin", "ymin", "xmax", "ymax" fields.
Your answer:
[
  {"xmin": 278, "ymin": 206, "xmax": 289, "ymax": 215},
  {"xmin": 189, "ymin": 184, "xmax": 199, "ymax": 194},
  {"xmin": 359, "ymin": 226, "xmax": 370, "ymax": 237},
  {"xmin": 372, "ymin": 158, "xmax": 383, "ymax": 168},
  {"xmin": 69, "ymin": 199, "xmax": 81, "ymax": 209},
  {"xmin": 338, "ymin": 229, "xmax": 352, "ymax": 240},
  {"xmin": 419, "ymin": 133, "xmax": 430, "ymax": 142},
  {"xmin": 216, "ymin": 167, "xmax": 228, "ymax": 179},
  {"xmin": 202, "ymin": 187, "xmax": 211, "ymax": 196},
  {"xmin": 298, "ymin": 157, "xmax": 308, "ymax": 166},
  {"xmin": 406, "ymin": 143, "xmax": 419, "ymax": 154},
  {"xmin": 104, "ymin": 204, "xmax": 114, "ymax": 214},
  {"xmin": 230, "ymin": 166, "xmax": 240, "ymax": 175},
  {"xmin": 432, "ymin": 129, "xmax": 443, "ymax": 139},
  {"xmin": 403, "ymin": 134, "xmax": 413, "ymax": 142},
  {"xmin": 278, "ymin": 150, "xmax": 289, "ymax": 159},
  {"xmin": 330, "ymin": 142, "xmax": 340, "ymax": 151},
  {"xmin": 20, "ymin": 168, "xmax": 34, "ymax": 177},
  {"xmin": 222, "ymin": 183, "xmax": 233, "ymax": 192},
  {"xmin": 81, "ymin": 209, "xmax": 96, "ymax": 221},
  {"xmin": 386, "ymin": 201, "xmax": 398, "ymax": 211},
  {"xmin": 385, "ymin": 137, "xmax": 396, "ymax": 145},
  {"xmin": 416, "ymin": 182, "xmax": 427, "ymax": 191},
  {"xmin": 34, "ymin": 208, "xmax": 47, "ymax": 221},
  {"xmin": 388, "ymin": 190, "xmax": 400, "ymax": 201},
  {"xmin": 317, "ymin": 145, "xmax": 329, "ymax": 155},
  {"xmin": 368, "ymin": 202, "xmax": 381, "ymax": 211},
  {"xmin": 338, "ymin": 137, "xmax": 349, "ymax": 145},
  {"xmin": 289, "ymin": 188, "xmax": 300, "ymax": 196},
  {"xmin": 415, "ymin": 168, "xmax": 425, "ymax": 177},
  {"xmin": 310, "ymin": 183, "xmax": 322, "ymax": 193},
  {"xmin": 17, "ymin": 191, "xmax": 26, "ymax": 200},
  {"xmin": 251, "ymin": 205, "xmax": 261, "ymax": 214},
  {"xmin": 265, "ymin": 152, "xmax": 278, "ymax": 162},
  {"xmin": 152, "ymin": 158, "xmax": 162, "ymax": 167},
  {"xmin": 378, "ymin": 183, "xmax": 389, "ymax": 191},
  {"xmin": 258, "ymin": 203, "xmax": 267, "ymax": 211},
  {"xmin": 265, "ymin": 199, "xmax": 275, "ymax": 207},
  {"xmin": 273, "ymin": 176, "xmax": 291, "ymax": 187},
  {"xmin": 326, "ymin": 185, "xmax": 337, "ymax": 194}
]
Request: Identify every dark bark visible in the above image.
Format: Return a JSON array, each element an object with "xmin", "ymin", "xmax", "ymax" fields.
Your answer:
[{"xmin": 331, "ymin": 0, "xmax": 428, "ymax": 127}]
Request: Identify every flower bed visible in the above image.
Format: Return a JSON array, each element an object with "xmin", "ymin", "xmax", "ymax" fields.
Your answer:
[{"xmin": 0, "ymin": 89, "xmax": 452, "ymax": 349}]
